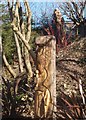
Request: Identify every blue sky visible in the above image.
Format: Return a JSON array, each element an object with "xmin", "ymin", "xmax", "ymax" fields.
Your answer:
[
  {"xmin": 29, "ymin": 1, "xmax": 86, "ymax": 24},
  {"xmin": 4, "ymin": 0, "xmax": 85, "ymax": 2},
  {"xmin": 84, "ymin": 5, "xmax": 86, "ymax": 18},
  {"xmin": 2, "ymin": 0, "xmax": 86, "ymax": 23},
  {"xmin": 29, "ymin": 2, "xmax": 58, "ymax": 24}
]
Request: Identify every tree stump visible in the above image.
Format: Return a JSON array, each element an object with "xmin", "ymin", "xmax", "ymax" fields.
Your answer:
[
  {"xmin": 0, "ymin": 36, "xmax": 2, "ymax": 119},
  {"xmin": 35, "ymin": 36, "xmax": 56, "ymax": 119}
]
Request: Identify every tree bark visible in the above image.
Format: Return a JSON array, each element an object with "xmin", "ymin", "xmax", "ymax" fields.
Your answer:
[
  {"xmin": 24, "ymin": 0, "xmax": 33, "ymax": 79},
  {"xmin": 35, "ymin": 36, "xmax": 56, "ymax": 119},
  {"xmin": 14, "ymin": 33, "xmax": 23, "ymax": 73},
  {"xmin": 3, "ymin": 54, "xmax": 16, "ymax": 78},
  {"xmin": 8, "ymin": 0, "xmax": 34, "ymax": 78}
]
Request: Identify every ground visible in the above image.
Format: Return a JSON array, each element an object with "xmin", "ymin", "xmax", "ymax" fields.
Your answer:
[{"xmin": 56, "ymin": 37, "xmax": 86, "ymax": 97}]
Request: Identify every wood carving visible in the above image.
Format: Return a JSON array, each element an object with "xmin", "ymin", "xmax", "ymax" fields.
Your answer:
[{"xmin": 35, "ymin": 36, "xmax": 56, "ymax": 118}]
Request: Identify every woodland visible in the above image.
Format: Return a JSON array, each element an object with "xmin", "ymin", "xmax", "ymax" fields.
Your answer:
[{"xmin": 0, "ymin": 0, "xmax": 86, "ymax": 120}]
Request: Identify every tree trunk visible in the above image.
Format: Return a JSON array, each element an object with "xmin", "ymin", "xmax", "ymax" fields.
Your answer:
[
  {"xmin": 35, "ymin": 36, "xmax": 56, "ymax": 119},
  {"xmin": 14, "ymin": 33, "xmax": 23, "ymax": 73},
  {"xmin": 8, "ymin": 0, "xmax": 33, "ymax": 79},
  {"xmin": 0, "ymin": 36, "xmax": 2, "ymax": 119},
  {"xmin": 23, "ymin": 0, "xmax": 33, "ymax": 79},
  {"xmin": 0, "ymin": 36, "xmax": 2, "ymax": 73},
  {"xmin": 3, "ymin": 54, "xmax": 16, "ymax": 78}
]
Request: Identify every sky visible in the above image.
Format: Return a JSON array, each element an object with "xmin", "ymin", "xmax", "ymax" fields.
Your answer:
[
  {"xmin": 84, "ymin": 5, "xmax": 86, "ymax": 18},
  {"xmin": 3, "ymin": 0, "xmax": 85, "ymax": 2},
  {"xmin": 29, "ymin": 1, "xmax": 86, "ymax": 24},
  {"xmin": 29, "ymin": 2, "xmax": 58, "ymax": 24},
  {"xmin": 1, "ymin": 0, "xmax": 86, "ymax": 24}
]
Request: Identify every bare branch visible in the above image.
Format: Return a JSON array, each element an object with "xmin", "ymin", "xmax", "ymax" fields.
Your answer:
[
  {"xmin": 11, "ymin": 23, "xmax": 36, "ymax": 63},
  {"xmin": 14, "ymin": 33, "xmax": 23, "ymax": 73},
  {"xmin": 23, "ymin": 0, "xmax": 33, "ymax": 78},
  {"xmin": 7, "ymin": 0, "xmax": 24, "ymax": 73},
  {"xmin": 3, "ymin": 54, "xmax": 16, "ymax": 78},
  {"xmin": 24, "ymin": 0, "xmax": 32, "ymax": 41},
  {"xmin": 58, "ymin": 1, "xmax": 85, "ymax": 25}
]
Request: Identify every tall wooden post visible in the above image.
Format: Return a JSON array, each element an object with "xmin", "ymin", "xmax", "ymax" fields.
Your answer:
[
  {"xmin": 35, "ymin": 36, "xmax": 56, "ymax": 119},
  {"xmin": 0, "ymin": 36, "xmax": 2, "ymax": 119}
]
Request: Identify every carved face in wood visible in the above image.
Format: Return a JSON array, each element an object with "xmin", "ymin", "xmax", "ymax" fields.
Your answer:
[{"xmin": 54, "ymin": 8, "xmax": 62, "ymax": 24}]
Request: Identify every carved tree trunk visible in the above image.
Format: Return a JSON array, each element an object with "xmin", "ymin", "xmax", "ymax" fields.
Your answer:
[
  {"xmin": 35, "ymin": 36, "xmax": 56, "ymax": 119},
  {"xmin": 0, "ymin": 36, "xmax": 2, "ymax": 119},
  {"xmin": 0, "ymin": 36, "xmax": 2, "ymax": 71}
]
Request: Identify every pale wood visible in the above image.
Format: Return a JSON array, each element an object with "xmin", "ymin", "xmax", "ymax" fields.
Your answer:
[
  {"xmin": 24, "ymin": 0, "xmax": 32, "ymax": 41},
  {"xmin": 24, "ymin": 48, "xmax": 33, "ymax": 78},
  {"xmin": 11, "ymin": 23, "xmax": 36, "ymax": 62},
  {"xmin": 8, "ymin": 1, "xmax": 24, "ymax": 73},
  {"xmin": 7, "ymin": 0, "xmax": 36, "ymax": 79},
  {"xmin": 50, "ymin": 37, "xmax": 57, "ymax": 118},
  {"xmin": 78, "ymin": 79, "xmax": 86, "ymax": 118},
  {"xmin": 35, "ymin": 36, "xmax": 56, "ymax": 118},
  {"xmin": 3, "ymin": 54, "xmax": 16, "ymax": 78},
  {"xmin": 14, "ymin": 33, "xmax": 23, "ymax": 73},
  {"xmin": 0, "ymin": 36, "xmax": 2, "ymax": 75},
  {"xmin": 7, "ymin": 0, "xmax": 23, "ymax": 73},
  {"xmin": 24, "ymin": 0, "xmax": 33, "ymax": 78}
]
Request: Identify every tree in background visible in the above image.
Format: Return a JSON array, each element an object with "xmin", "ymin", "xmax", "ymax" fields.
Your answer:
[
  {"xmin": 41, "ymin": 8, "xmax": 69, "ymax": 53},
  {"xmin": 58, "ymin": 1, "xmax": 86, "ymax": 37}
]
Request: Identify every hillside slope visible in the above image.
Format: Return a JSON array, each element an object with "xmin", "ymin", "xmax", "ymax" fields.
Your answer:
[{"xmin": 56, "ymin": 37, "xmax": 86, "ymax": 97}]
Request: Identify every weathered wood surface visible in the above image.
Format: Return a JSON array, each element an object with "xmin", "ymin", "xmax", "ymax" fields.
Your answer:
[
  {"xmin": 35, "ymin": 36, "xmax": 56, "ymax": 118},
  {"xmin": 0, "ymin": 36, "xmax": 2, "ymax": 72},
  {"xmin": 0, "ymin": 36, "xmax": 2, "ymax": 120}
]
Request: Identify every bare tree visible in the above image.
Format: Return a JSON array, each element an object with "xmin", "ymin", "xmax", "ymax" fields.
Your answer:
[
  {"xmin": 2, "ymin": 0, "xmax": 36, "ymax": 116},
  {"xmin": 58, "ymin": 1, "xmax": 86, "ymax": 36},
  {"xmin": 4, "ymin": 0, "xmax": 35, "ymax": 80},
  {"xmin": 2, "ymin": 0, "xmax": 57, "ymax": 119}
]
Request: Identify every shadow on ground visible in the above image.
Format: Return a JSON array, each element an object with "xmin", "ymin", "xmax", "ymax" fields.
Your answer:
[{"xmin": 2, "ymin": 115, "xmax": 55, "ymax": 120}]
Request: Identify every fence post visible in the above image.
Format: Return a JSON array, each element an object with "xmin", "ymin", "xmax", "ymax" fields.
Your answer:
[{"xmin": 35, "ymin": 35, "xmax": 56, "ymax": 119}]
